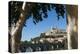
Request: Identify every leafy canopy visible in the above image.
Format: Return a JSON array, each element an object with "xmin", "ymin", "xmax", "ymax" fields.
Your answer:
[{"xmin": 9, "ymin": 1, "xmax": 65, "ymax": 27}]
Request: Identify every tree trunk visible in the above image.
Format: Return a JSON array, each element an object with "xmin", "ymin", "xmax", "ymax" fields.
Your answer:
[
  {"xmin": 66, "ymin": 5, "xmax": 78, "ymax": 49},
  {"xmin": 9, "ymin": 2, "xmax": 32, "ymax": 53}
]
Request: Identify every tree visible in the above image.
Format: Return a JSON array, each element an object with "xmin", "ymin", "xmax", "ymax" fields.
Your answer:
[
  {"xmin": 66, "ymin": 5, "xmax": 78, "ymax": 49},
  {"xmin": 8, "ymin": 1, "xmax": 65, "ymax": 53},
  {"xmin": 9, "ymin": 1, "xmax": 78, "ymax": 53}
]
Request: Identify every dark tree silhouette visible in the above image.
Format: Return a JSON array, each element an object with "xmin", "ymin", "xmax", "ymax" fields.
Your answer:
[
  {"xmin": 9, "ymin": 1, "xmax": 65, "ymax": 27},
  {"xmin": 9, "ymin": 1, "xmax": 65, "ymax": 53}
]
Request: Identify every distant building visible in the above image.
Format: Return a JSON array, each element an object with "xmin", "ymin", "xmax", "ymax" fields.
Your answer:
[
  {"xmin": 30, "ymin": 27, "xmax": 68, "ymax": 51},
  {"xmin": 20, "ymin": 27, "xmax": 68, "ymax": 52},
  {"xmin": 31, "ymin": 27, "xmax": 67, "ymax": 45}
]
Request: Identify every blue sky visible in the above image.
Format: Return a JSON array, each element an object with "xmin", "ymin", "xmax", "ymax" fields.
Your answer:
[{"xmin": 21, "ymin": 9, "xmax": 67, "ymax": 41}]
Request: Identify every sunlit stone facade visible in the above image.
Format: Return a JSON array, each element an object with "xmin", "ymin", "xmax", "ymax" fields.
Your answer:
[
  {"xmin": 31, "ymin": 28, "xmax": 67, "ymax": 45},
  {"xmin": 20, "ymin": 28, "xmax": 67, "ymax": 52}
]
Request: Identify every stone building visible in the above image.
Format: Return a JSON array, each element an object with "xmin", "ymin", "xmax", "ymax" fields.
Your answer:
[
  {"xmin": 30, "ymin": 27, "xmax": 67, "ymax": 51},
  {"xmin": 20, "ymin": 27, "xmax": 67, "ymax": 52}
]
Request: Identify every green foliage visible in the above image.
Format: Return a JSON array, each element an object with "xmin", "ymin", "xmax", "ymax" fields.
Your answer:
[
  {"xmin": 9, "ymin": 1, "xmax": 23, "ymax": 27},
  {"xmin": 21, "ymin": 40, "xmax": 32, "ymax": 45},
  {"xmin": 9, "ymin": 1, "xmax": 65, "ymax": 27}
]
